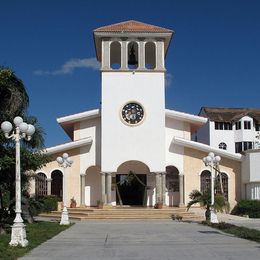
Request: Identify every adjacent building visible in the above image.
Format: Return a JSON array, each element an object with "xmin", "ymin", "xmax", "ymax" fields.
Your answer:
[{"xmin": 193, "ymin": 107, "xmax": 260, "ymax": 153}]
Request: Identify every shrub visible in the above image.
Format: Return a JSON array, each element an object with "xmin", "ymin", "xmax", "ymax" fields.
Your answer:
[
  {"xmin": 29, "ymin": 195, "xmax": 58, "ymax": 215},
  {"xmin": 41, "ymin": 195, "xmax": 58, "ymax": 212},
  {"xmin": 231, "ymin": 200, "xmax": 260, "ymax": 218},
  {"xmin": 29, "ymin": 197, "xmax": 44, "ymax": 216}
]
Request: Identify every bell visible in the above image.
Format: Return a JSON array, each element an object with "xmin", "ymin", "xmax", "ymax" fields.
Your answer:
[{"xmin": 128, "ymin": 45, "xmax": 138, "ymax": 65}]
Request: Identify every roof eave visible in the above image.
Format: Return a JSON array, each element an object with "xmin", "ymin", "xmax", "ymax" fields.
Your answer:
[
  {"xmin": 45, "ymin": 138, "xmax": 93, "ymax": 155},
  {"xmin": 172, "ymin": 137, "xmax": 242, "ymax": 161}
]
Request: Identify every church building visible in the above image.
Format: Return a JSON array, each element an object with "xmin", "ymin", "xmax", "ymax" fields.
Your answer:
[{"xmin": 31, "ymin": 21, "xmax": 248, "ymax": 209}]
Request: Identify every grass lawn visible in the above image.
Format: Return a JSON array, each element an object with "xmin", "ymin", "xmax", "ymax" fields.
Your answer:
[
  {"xmin": 0, "ymin": 221, "xmax": 72, "ymax": 259},
  {"xmin": 203, "ymin": 222, "xmax": 260, "ymax": 243}
]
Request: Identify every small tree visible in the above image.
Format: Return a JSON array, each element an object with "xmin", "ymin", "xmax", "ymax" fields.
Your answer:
[{"xmin": 187, "ymin": 189, "xmax": 229, "ymax": 221}]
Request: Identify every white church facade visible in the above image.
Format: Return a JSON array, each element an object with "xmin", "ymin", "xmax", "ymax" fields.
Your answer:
[{"xmin": 31, "ymin": 21, "xmax": 259, "ymax": 209}]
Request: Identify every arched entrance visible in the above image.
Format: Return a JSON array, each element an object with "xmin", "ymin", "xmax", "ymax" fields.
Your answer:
[
  {"xmin": 51, "ymin": 170, "xmax": 63, "ymax": 201},
  {"xmin": 85, "ymin": 166, "xmax": 101, "ymax": 206},
  {"xmin": 116, "ymin": 161, "xmax": 150, "ymax": 206},
  {"xmin": 166, "ymin": 166, "xmax": 180, "ymax": 206}
]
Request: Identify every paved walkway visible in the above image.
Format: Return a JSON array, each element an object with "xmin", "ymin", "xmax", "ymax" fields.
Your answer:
[
  {"xmin": 190, "ymin": 208, "xmax": 260, "ymax": 231},
  {"xmin": 21, "ymin": 220, "xmax": 260, "ymax": 260}
]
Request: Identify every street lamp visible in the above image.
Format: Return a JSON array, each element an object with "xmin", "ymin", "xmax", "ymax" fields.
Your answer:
[
  {"xmin": 202, "ymin": 152, "xmax": 221, "ymax": 223},
  {"xmin": 56, "ymin": 153, "xmax": 73, "ymax": 225},
  {"xmin": 1, "ymin": 116, "xmax": 35, "ymax": 247}
]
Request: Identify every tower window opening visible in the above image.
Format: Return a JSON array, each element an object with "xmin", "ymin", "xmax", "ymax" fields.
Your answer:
[
  {"xmin": 145, "ymin": 42, "xmax": 156, "ymax": 69},
  {"xmin": 127, "ymin": 42, "xmax": 138, "ymax": 69},
  {"xmin": 110, "ymin": 41, "xmax": 121, "ymax": 70}
]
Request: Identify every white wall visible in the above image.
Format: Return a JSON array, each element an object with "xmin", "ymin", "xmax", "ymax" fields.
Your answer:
[
  {"xmin": 165, "ymin": 117, "xmax": 185, "ymax": 173},
  {"xmin": 209, "ymin": 121, "xmax": 235, "ymax": 153},
  {"xmin": 101, "ymin": 72, "xmax": 165, "ymax": 172},
  {"xmin": 79, "ymin": 117, "xmax": 101, "ymax": 173},
  {"xmin": 241, "ymin": 150, "xmax": 260, "ymax": 199}
]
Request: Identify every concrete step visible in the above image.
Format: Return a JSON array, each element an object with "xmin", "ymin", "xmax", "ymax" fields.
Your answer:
[{"xmin": 38, "ymin": 207, "xmax": 203, "ymax": 221}]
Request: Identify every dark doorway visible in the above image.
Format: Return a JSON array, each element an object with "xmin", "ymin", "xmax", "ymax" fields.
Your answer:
[
  {"xmin": 51, "ymin": 170, "xmax": 63, "ymax": 201},
  {"xmin": 116, "ymin": 173, "xmax": 146, "ymax": 206}
]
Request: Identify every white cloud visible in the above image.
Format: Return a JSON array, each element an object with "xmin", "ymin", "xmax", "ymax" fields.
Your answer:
[
  {"xmin": 165, "ymin": 73, "xmax": 173, "ymax": 87},
  {"xmin": 34, "ymin": 57, "xmax": 100, "ymax": 76}
]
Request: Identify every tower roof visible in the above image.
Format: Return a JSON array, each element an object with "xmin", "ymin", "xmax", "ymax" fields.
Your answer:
[
  {"xmin": 94, "ymin": 20, "xmax": 173, "ymax": 33},
  {"xmin": 93, "ymin": 20, "xmax": 174, "ymax": 62}
]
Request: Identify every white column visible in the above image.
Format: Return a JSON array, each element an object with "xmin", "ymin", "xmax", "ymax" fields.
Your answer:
[
  {"xmin": 179, "ymin": 173, "xmax": 185, "ymax": 207},
  {"xmin": 121, "ymin": 40, "xmax": 128, "ymax": 69},
  {"xmin": 161, "ymin": 172, "xmax": 166, "ymax": 205},
  {"xmin": 138, "ymin": 40, "xmax": 146, "ymax": 69},
  {"xmin": 46, "ymin": 178, "xmax": 52, "ymax": 196},
  {"xmin": 106, "ymin": 172, "xmax": 112, "ymax": 205},
  {"xmin": 62, "ymin": 170, "xmax": 68, "ymax": 208},
  {"xmin": 102, "ymin": 39, "xmax": 111, "ymax": 70},
  {"xmin": 101, "ymin": 172, "xmax": 106, "ymax": 203},
  {"xmin": 155, "ymin": 172, "xmax": 162, "ymax": 203},
  {"xmin": 155, "ymin": 40, "xmax": 165, "ymax": 70},
  {"xmin": 80, "ymin": 173, "xmax": 86, "ymax": 206}
]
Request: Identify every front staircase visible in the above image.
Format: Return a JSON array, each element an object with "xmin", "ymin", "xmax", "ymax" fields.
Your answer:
[{"xmin": 38, "ymin": 207, "xmax": 203, "ymax": 221}]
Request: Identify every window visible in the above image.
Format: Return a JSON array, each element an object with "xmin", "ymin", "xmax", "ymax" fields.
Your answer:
[
  {"xmin": 244, "ymin": 121, "xmax": 251, "ymax": 130},
  {"xmin": 200, "ymin": 170, "xmax": 211, "ymax": 194},
  {"xmin": 35, "ymin": 172, "xmax": 47, "ymax": 197},
  {"xmin": 235, "ymin": 142, "xmax": 243, "ymax": 153},
  {"xmin": 235, "ymin": 141, "xmax": 253, "ymax": 153},
  {"xmin": 224, "ymin": 122, "xmax": 232, "ymax": 130},
  {"xmin": 219, "ymin": 142, "xmax": 227, "ymax": 150},
  {"xmin": 215, "ymin": 122, "xmax": 232, "ymax": 130},
  {"xmin": 215, "ymin": 122, "xmax": 223, "ymax": 130},
  {"xmin": 255, "ymin": 123, "xmax": 260, "ymax": 131},
  {"xmin": 216, "ymin": 173, "xmax": 228, "ymax": 200},
  {"xmin": 235, "ymin": 121, "xmax": 241, "ymax": 130},
  {"xmin": 243, "ymin": 141, "xmax": 253, "ymax": 151}
]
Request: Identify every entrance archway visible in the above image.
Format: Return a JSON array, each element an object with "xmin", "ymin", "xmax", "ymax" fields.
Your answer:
[{"xmin": 116, "ymin": 161, "xmax": 150, "ymax": 206}]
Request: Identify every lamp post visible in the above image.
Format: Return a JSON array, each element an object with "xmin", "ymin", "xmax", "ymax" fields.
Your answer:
[
  {"xmin": 1, "ymin": 116, "xmax": 35, "ymax": 247},
  {"xmin": 202, "ymin": 152, "xmax": 221, "ymax": 223},
  {"xmin": 56, "ymin": 153, "xmax": 73, "ymax": 225}
]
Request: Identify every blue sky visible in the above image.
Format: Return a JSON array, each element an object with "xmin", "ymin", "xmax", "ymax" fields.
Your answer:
[{"xmin": 1, "ymin": 0, "xmax": 260, "ymax": 147}]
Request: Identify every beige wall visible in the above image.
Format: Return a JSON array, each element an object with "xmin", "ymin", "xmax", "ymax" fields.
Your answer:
[
  {"xmin": 183, "ymin": 147, "xmax": 241, "ymax": 210},
  {"xmin": 34, "ymin": 148, "xmax": 81, "ymax": 207}
]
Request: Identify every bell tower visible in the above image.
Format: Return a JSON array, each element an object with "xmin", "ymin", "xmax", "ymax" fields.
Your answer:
[{"xmin": 94, "ymin": 20, "xmax": 173, "ymax": 172}]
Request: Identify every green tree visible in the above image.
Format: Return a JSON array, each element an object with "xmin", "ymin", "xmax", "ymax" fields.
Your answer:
[
  {"xmin": 0, "ymin": 67, "xmax": 50, "ymax": 232},
  {"xmin": 187, "ymin": 189, "xmax": 229, "ymax": 221}
]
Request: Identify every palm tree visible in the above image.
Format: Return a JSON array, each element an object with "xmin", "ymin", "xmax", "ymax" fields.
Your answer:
[
  {"xmin": 0, "ymin": 68, "xmax": 49, "ymax": 232},
  {"xmin": 0, "ymin": 67, "xmax": 29, "ymax": 122},
  {"xmin": 187, "ymin": 189, "xmax": 229, "ymax": 221}
]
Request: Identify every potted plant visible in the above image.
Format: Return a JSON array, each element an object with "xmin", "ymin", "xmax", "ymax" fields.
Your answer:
[
  {"xmin": 97, "ymin": 200, "xmax": 104, "ymax": 209},
  {"xmin": 70, "ymin": 197, "xmax": 77, "ymax": 208},
  {"xmin": 154, "ymin": 199, "xmax": 163, "ymax": 209}
]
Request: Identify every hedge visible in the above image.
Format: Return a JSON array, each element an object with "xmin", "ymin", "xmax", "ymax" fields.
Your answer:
[{"xmin": 231, "ymin": 200, "xmax": 260, "ymax": 218}]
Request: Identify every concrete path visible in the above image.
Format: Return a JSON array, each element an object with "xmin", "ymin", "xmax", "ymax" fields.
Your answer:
[{"xmin": 21, "ymin": 220, "xmax": 260, "ymax": 260}]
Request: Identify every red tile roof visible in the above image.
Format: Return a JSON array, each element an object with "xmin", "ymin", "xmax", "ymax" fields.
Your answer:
[{"xmin": 94, "ymin": 20, "xmax": 173, "ymax": 33}]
